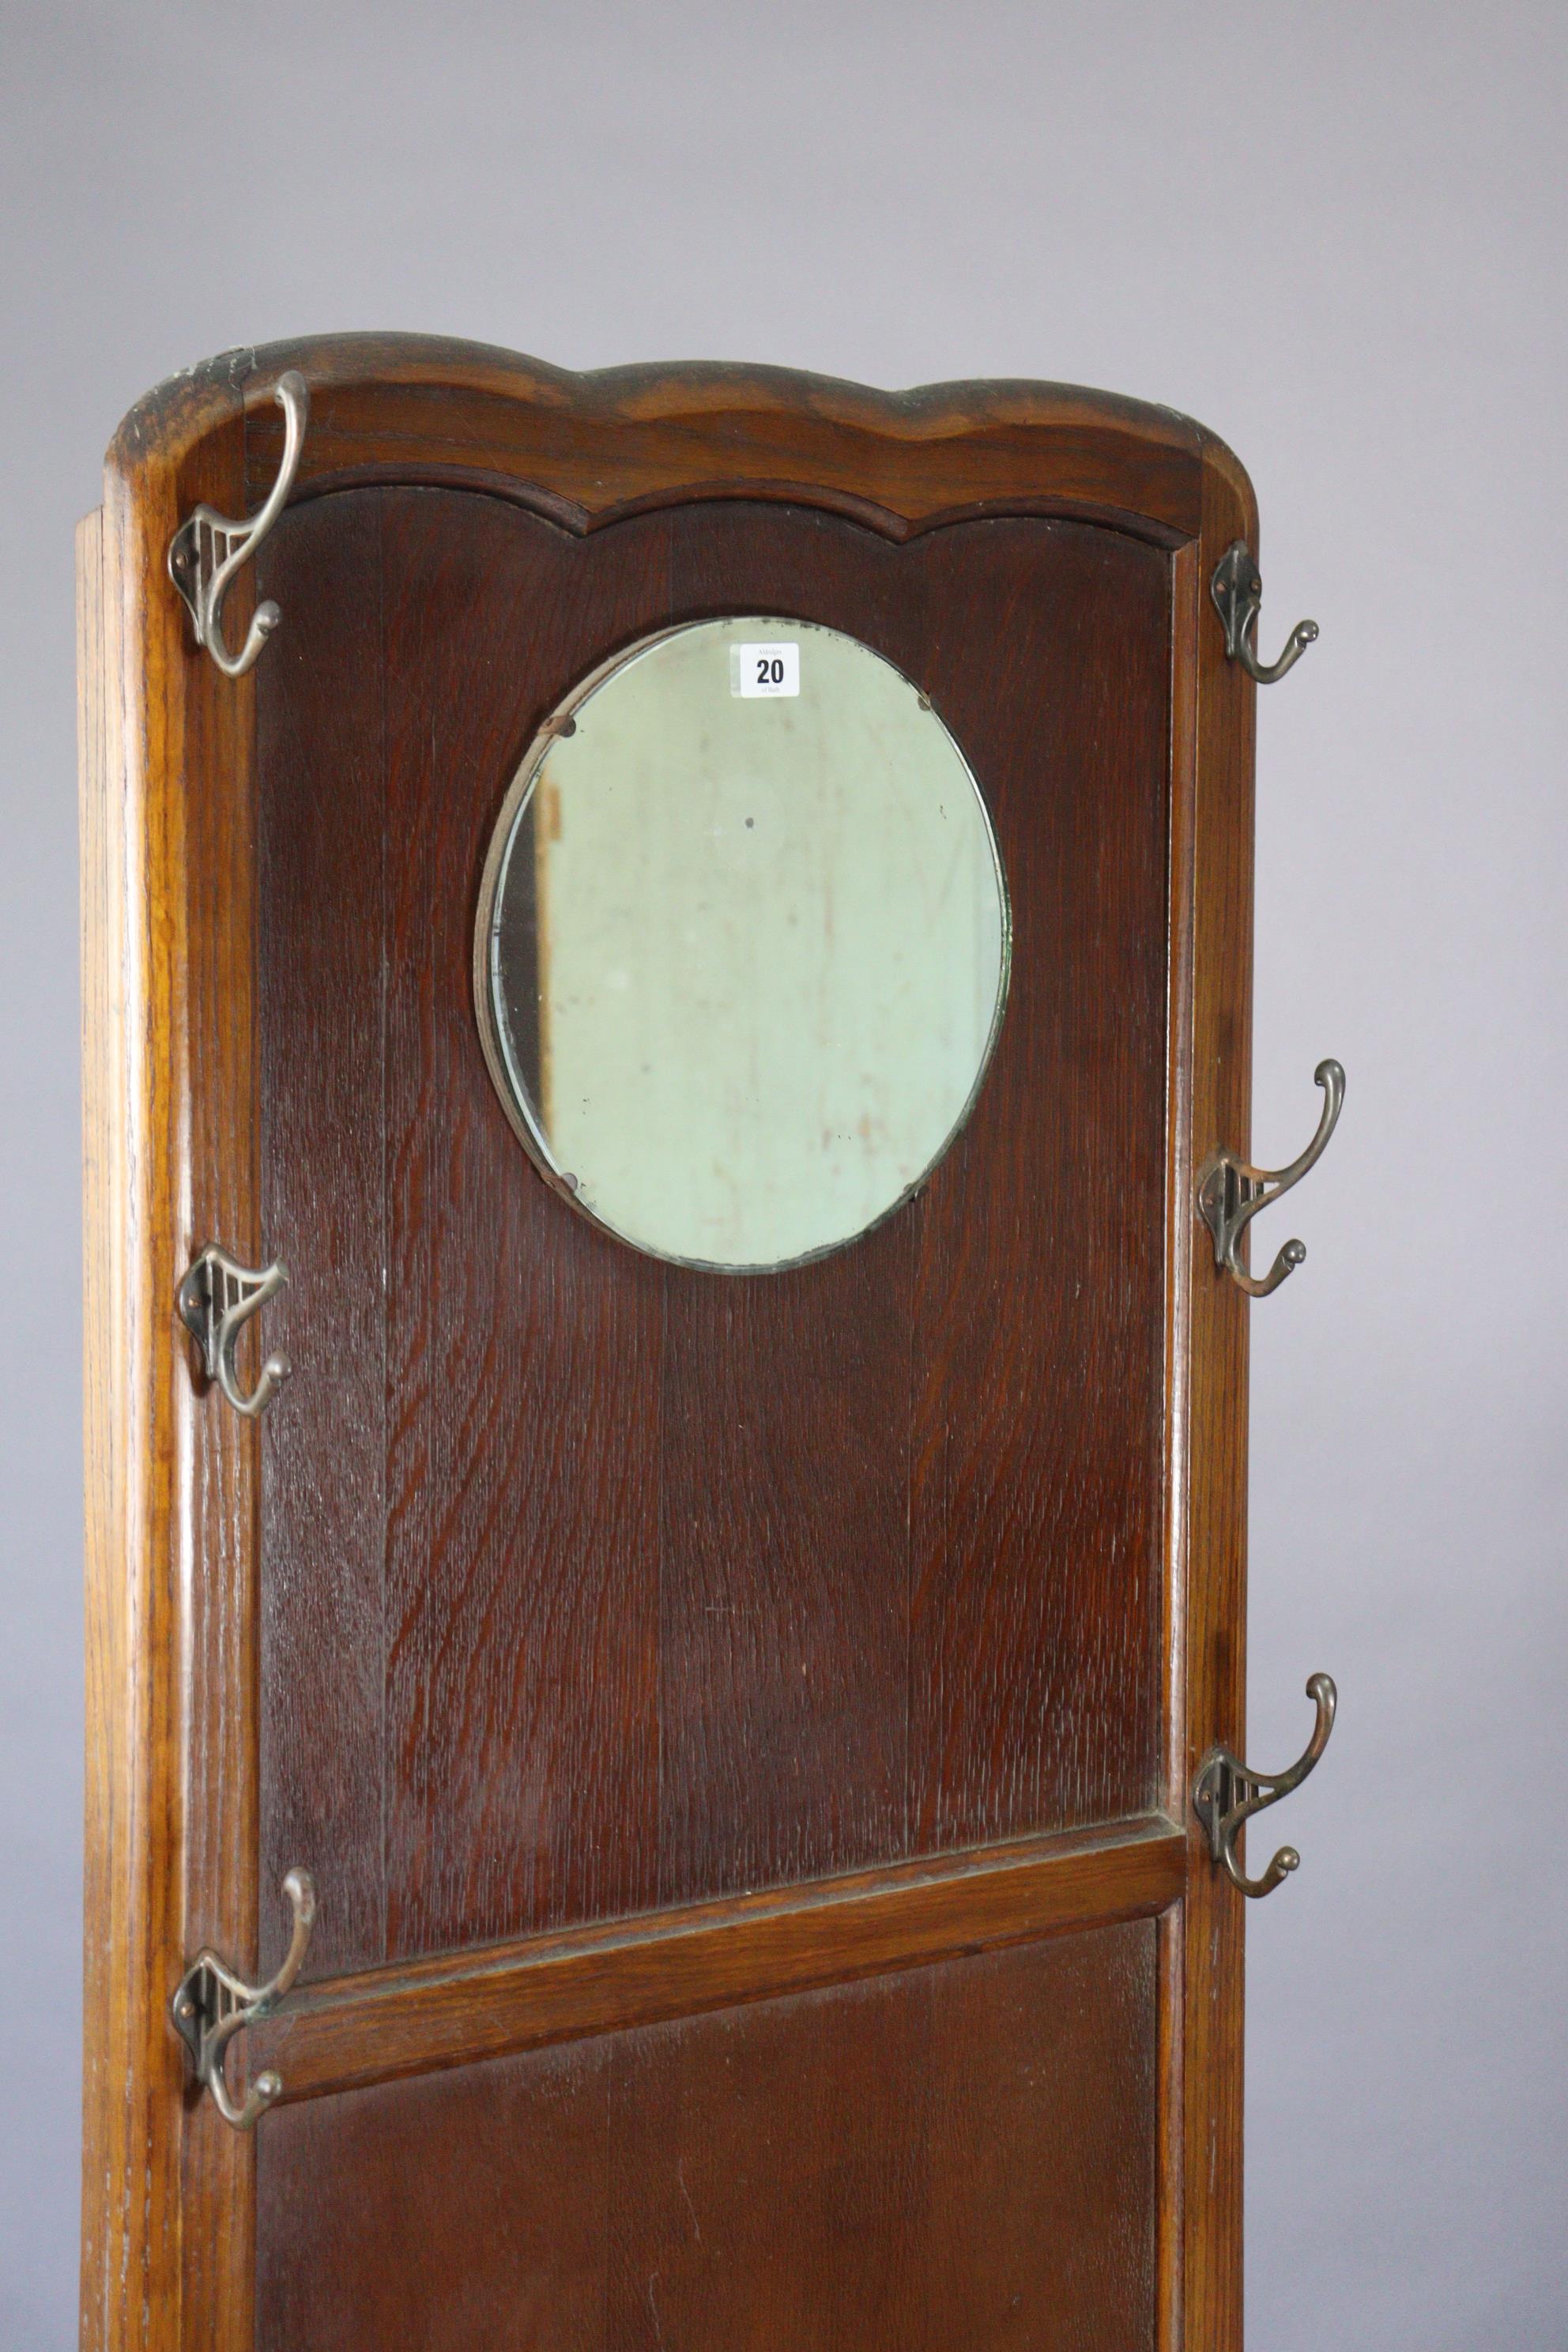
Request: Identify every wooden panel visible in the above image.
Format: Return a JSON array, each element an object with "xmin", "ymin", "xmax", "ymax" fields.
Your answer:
[
  {"xmin": 1172, "ymin": 442, "xmax": 1260, "ymax": 2352},
  {"xmin": 82, "ymin": 355, "xmax": 275, "ymax": 2352},
  {"xmin": 909, "ymin": 519, "xmax": 1169, "ymax": 1850},
  {"xmin": 257, "ymin": 490, "xmax": 386, "ymax": 1977},
  {"xmin": 258, "ymin": 1922, "xmax": 1159, "ymax": 2352},
  {"xmin": 657, "ymin": 1229, "xmax": 914, "ymax": 1902},
  {"xmin": 254, "ymin": 491, "xmax": 1172, "ymax": 1959},
  {"xmin": 85, "ymin": 341, "xmax": 1257, "ymax": 2352},
  {"xmin": 254, "ymin": 1815, "xmax": 1182, "ymax": 2102},
  {"xmin": 258, "ymin": 2037, "xmax": 610, "ymax": 2352},
  {"xmin": 174, "ymin": 400, "xmax": 270, "ymax": 2352},
  {"xmin": 654, "ymin": 501, "xmax": 922, "ymax": 1904},
  {"xmin": 241, "ymin": 334, "xmax": 1208, "ymax": 541},
  {"xmin": 376, "ymin": 493, "xmax": 669, "ymax": 1957}
]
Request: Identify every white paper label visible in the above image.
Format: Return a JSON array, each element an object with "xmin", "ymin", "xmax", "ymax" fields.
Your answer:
[{"xmin": 730, "ymin": 642, "xmax": 801, "ymax": 698}]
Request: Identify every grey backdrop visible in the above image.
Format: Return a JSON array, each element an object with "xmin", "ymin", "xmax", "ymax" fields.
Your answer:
[{"xmin": 3, "ymin": 3, "xmax": 1563, "ymax": 2344}]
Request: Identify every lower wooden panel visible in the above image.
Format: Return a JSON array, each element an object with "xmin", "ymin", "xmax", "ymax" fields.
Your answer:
[{"xmin": 258, "ymin": 1919, "xmax": 1159, "ymax": 2352}]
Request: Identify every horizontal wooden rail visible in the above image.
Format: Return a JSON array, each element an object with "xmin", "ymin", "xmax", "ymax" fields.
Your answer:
[{"xmin": 254, "ymin": 1813, "xmax": 1185, "ymax": 2105}]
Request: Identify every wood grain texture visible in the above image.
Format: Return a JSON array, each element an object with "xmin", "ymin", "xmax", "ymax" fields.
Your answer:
[
  {"xmin": 1156, "ymin": 537, "xmax": 1204, "ymax": 2352},
  {"xmin": 909, "ymin": 518, "xmax": 1170, "ymax": 1850},
  {"xmin": 254, "ymin": 495, "xmax": 1173, "ymax": 1956},
  {"xmin": 257, "ymin": 488, "xmax": 386, "ymax": 1977},
  {"xmin": 656, "ymin": 1223, "xmax": 915, "ymax": 1902},
  {"xmin": 81, "ymin": 352, "xmax": 262, "ymax": 2352},
  {"xmin": 253, "ymin": 1815, "xmax": 1182, "ymax": 2102},
  {"xmin": 655, "ymin": 500, "xmax": 922, "ymax": 1904},
  {"xmin": 258, "ymin": 1922, "xmax": 1159, "ymax": 2352},
  {"xmin": 222, "ymin": 333, "xmax": 1208, "ymax": 543},
  {"xmin": 376, "ymin": 492, "xmax": 668, "ymax": 1958},
  {"xmin": 172, "ymin": 382, "xmax": 270, "ymax": 2352},
  {"xmin": 258, "ymin": 2035, "xmax": 612, "ymax": 2352},
  {"xmin": 1167, "ymin": 438, "xmax": 1259, "ymax": 2352}
]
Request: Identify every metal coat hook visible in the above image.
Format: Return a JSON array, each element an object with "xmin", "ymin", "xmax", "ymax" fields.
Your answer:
[
  {"xmin": 171, "ymin": 1868, "xmax": 316, "ymax": 2128},
  {"xmin": 1193, "ymin": 1675, "xmax": 1336, "ymax": 1898},
  {"xmin": 168, "ymin": 369, "xmax": 309, "ymax": 677},
  {"xmin": 1211, "ymin": 539, "xmax": 1318, "ymax": 684},
  {"xmin": 1197, "ymin": 1058, "xmax": 1344, "ymax": 1298},
  {"xmin": 178, "ymin": 1242, "xmax": 291, "ymax": 1418}
]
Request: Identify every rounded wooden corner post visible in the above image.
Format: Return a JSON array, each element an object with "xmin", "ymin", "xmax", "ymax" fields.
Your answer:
[
  {"xmin": 81, "ymin": 351, "xmax": 266, "ymax": 2352},
  {"xmin": 1167, "ymin": 423, "xmax": 1260, "ymax": 2352}
]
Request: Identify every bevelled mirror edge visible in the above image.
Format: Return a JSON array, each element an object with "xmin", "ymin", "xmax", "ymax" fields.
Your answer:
[{"xmin": 473, "ymin": 613, "xmax": 1012, "ymax": 1276}]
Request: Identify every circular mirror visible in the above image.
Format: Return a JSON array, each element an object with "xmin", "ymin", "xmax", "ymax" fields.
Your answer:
[{"xmin": 475, "ymin": 616, "xmax": 1010, "ymax": 1271}]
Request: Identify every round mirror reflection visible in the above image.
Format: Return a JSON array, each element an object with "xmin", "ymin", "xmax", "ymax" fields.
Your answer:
[{"xmin": 476, "ymin": 616, "xmax": 1009, "ymax": 1271}]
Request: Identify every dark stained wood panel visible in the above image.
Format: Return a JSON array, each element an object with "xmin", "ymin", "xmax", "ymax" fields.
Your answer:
[
  {"xmin": 909, "ymin": 520, "xmax": 1170, "ymax": 1850},
  {"xmin": 376, "ymin": 493, "xmax": 670, "ymax": 1958},
  {"xmin": 654, "ymin": 501, "xmax": 926, "ymax": 1905},
  {"xmin": 258, "ymin": 2035, "xmax": 611, "ymax": 2352},
  {"xmin": 258, "ymin": 1922, "xmax": 1158, "ymax": 2352},
  {"xmin": 609, "ymin": 1921, "xmax": 1158, "ymax": 2352},
  {"xmin": 255, "ymin": 489, "xmax": 1170, "ymax": 1965},
  {"xmin": 258, "ymin": 491, "xmax": 386, "ymax": 1977},
  {"xmin": 657, "ymin": 1229, "xmax": 914, "ymax": 1905}
]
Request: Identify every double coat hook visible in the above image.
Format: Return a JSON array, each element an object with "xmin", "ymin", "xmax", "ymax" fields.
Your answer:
[
  {"xmin": 178, "ymin": 1242, "xmax": 290, "ymax": 1418},
  {"xmin": 1211, "ymin": 539, "xmax": 1318, "ymax": 684},
  {"xmin": 171, "ymin": 1868, "xmax": 316, "ymax": 2128},
  {"xmin": 1198, "ymin": 1059, "xmax": 1344, "ymax": 1298},
  {"xmin": 168, "ymin": 369, "xmax": 309, "ymax": 677},
  {"xmin": 1193, "ymin": 1675, "xmax": 1337, "ymax": 1897}
]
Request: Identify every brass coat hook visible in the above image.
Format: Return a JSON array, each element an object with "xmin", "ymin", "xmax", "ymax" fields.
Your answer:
[
  {"xmin": 177, "ymin": 1242, "xmax": 291, "ymax": 1418},
  {"xmin": 171, "ymin": 1868, "xmax": 316, "ymax": 2128},
  {"xmin": 168, "ymin": 369, "xmax": 309, "ymax": 677},
  {"xmin": 1211, "ymin": 538, "xmax": 1318, "ymax": 684},
  {"xmin": 1193, "ymin": 1675, "xmax": 1337, "ymax": 1898},
  {"xmin": 1197, "ymin": 1058, "xmax": 1344, "ymax": 1298}
]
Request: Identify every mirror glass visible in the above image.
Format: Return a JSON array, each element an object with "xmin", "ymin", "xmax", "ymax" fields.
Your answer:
[{"xmin": 477, "ymin": 616, "xmax": 1009, "ymax": 1271}]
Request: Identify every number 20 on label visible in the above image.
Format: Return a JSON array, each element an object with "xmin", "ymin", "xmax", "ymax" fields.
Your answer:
[{"xmin": 731, "ymin": 643, "xmax": 801, "ymax": 698}]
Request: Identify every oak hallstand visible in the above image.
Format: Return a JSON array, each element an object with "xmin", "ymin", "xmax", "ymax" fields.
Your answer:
[{"xmin": 80, "ymin": 334, "xmax": 1340, "ymax": 2351}]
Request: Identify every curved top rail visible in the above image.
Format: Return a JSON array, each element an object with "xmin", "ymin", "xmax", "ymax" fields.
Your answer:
[{"xmin": 106, "ymin": 332, "xmax": 1256, "ymax": 548}]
